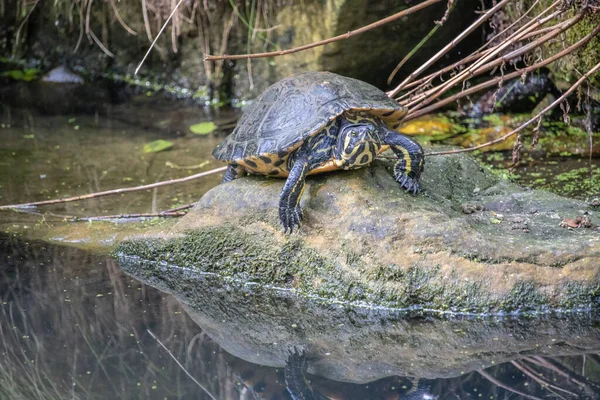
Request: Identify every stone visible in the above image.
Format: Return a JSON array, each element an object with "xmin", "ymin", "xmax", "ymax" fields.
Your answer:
[
  {"xmin": 42, "ymin": 65, "xmax": 84, "ymax": 84},
  {"xmin": 117, "ymin": 150, "xmax": 600, "ymax": 314}
]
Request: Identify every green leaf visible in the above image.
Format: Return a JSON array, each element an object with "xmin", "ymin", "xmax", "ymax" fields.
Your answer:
[
  {"xmin": 189, "ymin": 122, "xmax": 217, "ymax": 135},
  {"xmin": 1, "ymin": 70, "xmax": 24, "ymax": 80},
  {"xmin": 143, "ymin": 140, "xmax": 174, "ymax": 153},
  {"xmin": 1, "ymin": 69, "xmax": 39, "ymax": 81}
]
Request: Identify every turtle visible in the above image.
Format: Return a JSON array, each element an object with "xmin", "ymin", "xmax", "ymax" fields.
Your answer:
[{"xmin": 212, "ymin": 71, "xmax": 424, "ymax": 233}]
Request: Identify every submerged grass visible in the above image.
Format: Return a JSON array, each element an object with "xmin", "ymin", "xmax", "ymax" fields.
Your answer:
[{"xmin": 0, "ymin": 236, "xmax": 239, "ymax": 399}]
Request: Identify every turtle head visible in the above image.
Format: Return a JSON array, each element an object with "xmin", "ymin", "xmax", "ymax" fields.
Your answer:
[{"xmin": 335, "ymin": 120, "xmax": 382, "ymax": 169}]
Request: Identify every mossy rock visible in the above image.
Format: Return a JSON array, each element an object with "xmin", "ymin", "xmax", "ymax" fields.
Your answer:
[{"xmin": 116, "ymin": 150, "xmax": 600, "ymax": 314}]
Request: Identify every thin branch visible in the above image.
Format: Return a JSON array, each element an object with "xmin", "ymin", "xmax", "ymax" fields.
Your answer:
[
  {"xmin": 388, "ymin": 0, "xmax": 514, "ymax": 97},
  {"xmin": 404, "ymin": 17, "xmax": 576, "ymax": 110},
  {"xmin": 435, "ymin": 0, "xmax": 455, "ymax": 25},
  {"xmin": 407, "ymin": 21, "xmax": 600, "ymax": 120},
  {"xmin": 73, "ymin": 4, "xmax": 85, "ymax": 54},
  {"xmin": 13, "ymin": 0, "xmax": 39, "ymax": 56},
  {"xmin": 9, "ymin": 203, "xmax": 197, "ymax": 222},
  {"xmin": 147, "ymin": 330, "xmax": 217, "ymax": 400},
  {"xmin": 88, "ymin": 30, "xmax": 115, "ymax": 58},
  {"xmin": 158, "ymin": 203, "xmax": 197, "ymax": 213},
  {"xmin": 480, "ymin": 0, "xmax": 541, "ymax": 51},
  {"xmin": 478, "ymin": 369, "xmax": 544, "ymax": 400},
  {"xmin": 109, "ymin": 0, "xmax": 137, "ymax": 35},
  {"xmin": 204, "ymin": 0, "xmax": 443, "ymax": 61},
  {"xmin": 70, "ymin": 211, "xmax": 188, "ymax": 222},
  {"xmin": 395, "ymin": 0, "xmax": 564, "ymax": 103},
  {"xmin": 396, "ymin": 4, "xmax": 558, "ymax": 96},
  {"xmin": 405, "ymin": 6, "xmax": 571, "ymax": 111},
  {"xmin": 425, "ymin": 57, "xmax": 600, "ymax": 156},
  {"xmin": 398, "ymin": 47, "xmax": 493, "ymax": 94},
  {"xmin": 141, "ymin": 0, "xmax": 153, "ymax": 42},
  {"xmin": 545, "ymin": 356, "xmax": 600, "ymax": 390},
  {"xmin": 0, "ymin": 167, "xmax": 227, "ymax": 210},
  {"xmin": 511, "ymin": 360, "xmax": 577, "ymax": 398},
  {"xmin": 86, "ymin": 0, "xmax": 114, "ymax": 58},
  {"xmin": 135, "ymin": 0, "xmax": 186, "ymax": 74},
  {"xmin": 66, "ymin": 202, "xmax": 196, "ymax": 221}
]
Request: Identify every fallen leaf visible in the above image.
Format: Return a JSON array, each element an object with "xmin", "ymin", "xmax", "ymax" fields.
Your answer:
[
  {"xmin": 189, "ymin": 122, "xmax": 217, "ymax": 135},
  {"xmin": 560, "ymin": 218, "xmax": 579, "ymax": 228},
  {"xmin": 143, "ymin": 140, "xmax": 174, "ymax": 153}
]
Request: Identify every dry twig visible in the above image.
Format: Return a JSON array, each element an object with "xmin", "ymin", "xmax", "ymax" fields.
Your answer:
[
  {"xmin": 425, "ymin": 58, "xmax": 600, "ymax": 156},
  {"xmin": 404, "ymin": 5, "xmax": 573, "ymax": 111},
  {"xmin": 407, "ymin": 21, "xmax": 600, "ymax": 120},
  {"xmin": 478, "ymin": 369, "xmax": 544, "ymax": 400},
  {"xmin": 0, "ymin": 167, "xmax": 226, "ymax": 210},
  {"xmin": 511, "ymin": 360, "xmax": 578, "ymax": 397},
  {"xmin": 388, "ymin": 0, "xmax": 517, "ymax": 97},
  {"xmin": 392, "ymin": 0, "xmax": 565, "ymax": 106},
  {"xmin": 135, "ymin": 0, "xmax": 186, "ymax": 74},
  {"xmin": 147, "ymin": 330, "xmax": 217, "ymax": 400}
]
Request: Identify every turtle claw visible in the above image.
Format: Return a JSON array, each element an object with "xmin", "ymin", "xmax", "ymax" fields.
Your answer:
[
  {"xmin": 397, "ymin": 174, "xmax": 407, "ymax": 187},
  {"xmin": 396, "ymin": 172, "xmax": 421, "ymax": 194},
  {"xmin": 280, "ymin": 206, "xmax": 303, "ymax": 234},
  {"xmin": 286, "ymin": 346, "xmax": 306, "ymax": 368}
]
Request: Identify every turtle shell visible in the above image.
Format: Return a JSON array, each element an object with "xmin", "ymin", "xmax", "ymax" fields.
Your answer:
[{"xmin": 212, "ymin": 71, "xmax": 407, "ymax": 172}]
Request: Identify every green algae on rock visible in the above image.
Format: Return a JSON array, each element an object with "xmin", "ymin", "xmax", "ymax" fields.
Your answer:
[{"xmin": 116, "ymin": 151, "xmax": 600, "ymax": 314}]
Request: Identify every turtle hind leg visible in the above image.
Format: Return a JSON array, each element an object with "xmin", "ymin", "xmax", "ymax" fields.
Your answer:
[
  {"xmin": 382, "ymin": 131, "xmax": 425, "ymax": 194},
  {"xmin": 279, "ymin": 154, "xmax": 309, "ymax": 233},
  {"xmin": 222, "ymin": 163, "xmax": 246, "ymax": 183}
]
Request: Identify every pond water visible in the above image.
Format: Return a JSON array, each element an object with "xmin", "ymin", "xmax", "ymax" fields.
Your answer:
[{"xmin": 1, "ymin": 84, "xmax": 599, "ymax": 399}]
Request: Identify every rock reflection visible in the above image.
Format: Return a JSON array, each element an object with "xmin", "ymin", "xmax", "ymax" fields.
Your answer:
[{"xmin": 120, "ymin": 254, "xmax": 600, "ymax": 399}]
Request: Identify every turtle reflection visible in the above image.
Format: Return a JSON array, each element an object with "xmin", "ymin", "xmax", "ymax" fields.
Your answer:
[
  {"xmin": 237, "ymin": 346, "xmax": 432, "ymax": 400},
  {"xmin": 234, "ymin": 348, "xmax": 600, "ymax": 399}
]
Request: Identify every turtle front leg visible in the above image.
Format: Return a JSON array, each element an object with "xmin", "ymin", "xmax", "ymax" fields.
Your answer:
[
  {"xmin": 222, "ymin": 163, "xmax": 246, "ymax": 183},
  {"xmin": 285, "ymin": 347, "xmax": 322, "ymax": 400},
  {"xmin": 381, "ymin": 131, "xmax": 425, "ymax": 193},
  {"xmin": 279, "ymin": 154, "xmax": 309, "ymax": 233}
]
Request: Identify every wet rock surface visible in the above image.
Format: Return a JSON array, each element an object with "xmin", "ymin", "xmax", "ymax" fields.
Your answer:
[{"xmin": 117, "ymin": 150, "xmax": 600, "ymax": 313}]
